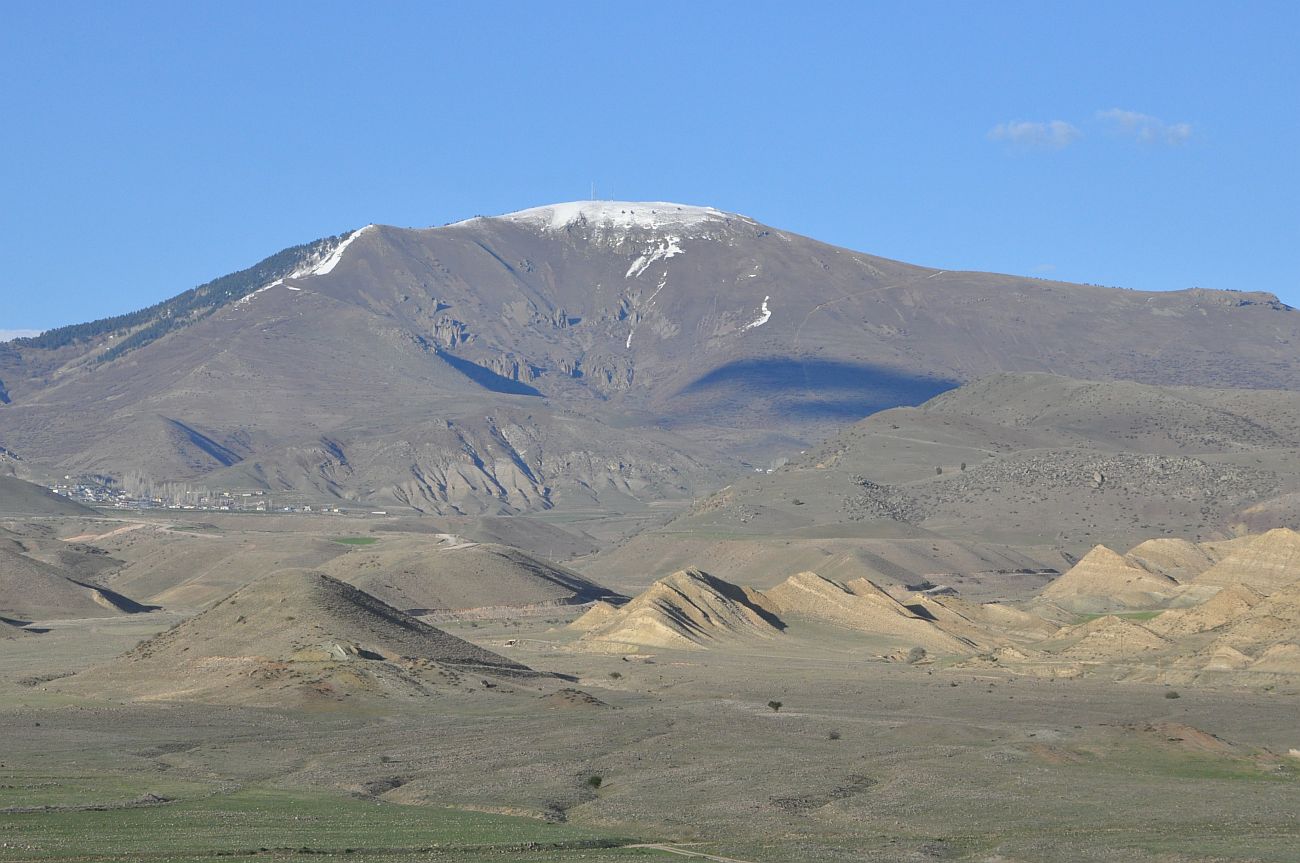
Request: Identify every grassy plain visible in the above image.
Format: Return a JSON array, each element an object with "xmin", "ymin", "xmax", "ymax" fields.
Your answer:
[{"xmin": 0, "ymin": 783, "xmax": 637, "ymax": 862}]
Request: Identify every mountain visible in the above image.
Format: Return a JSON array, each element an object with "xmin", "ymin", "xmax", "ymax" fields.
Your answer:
[
  {"xmin": 3, "ymin": 202, "xmax": 1299, "ymax": 515},
  {"xmin": 62, "ymin": 569, "xmax": 534, "ymax": 705}
]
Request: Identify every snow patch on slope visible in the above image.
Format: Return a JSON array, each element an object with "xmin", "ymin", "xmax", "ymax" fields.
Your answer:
[
  {"xmin": 625, "ymin": 237, "xmax": 684, "ymax": 278},
  {"xmin": 742, "ymin": 297, "xmax": 772, "ymax": 331},
  {"xmin": 236, "ymin": 226, "xmax": 374, "ymax": 308},
  {"xmin": 311, "ymin": 225, "xmax": 374, "ymax": 276}
]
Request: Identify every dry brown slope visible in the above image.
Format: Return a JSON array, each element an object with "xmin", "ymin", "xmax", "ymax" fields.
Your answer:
[
  {"xmin": 97, "ymin": 526, "xmax": 348, "ymax": 610},
  {"xmin": 585, "ymin": 526, "xmax": 1054, "ymax": 600},
  {"xmin": 64, "ymin": 569, "xmax": 534, "ymax": 705},
  {"xmin": 1, "ymin": 617, "xmax": 33, "ymax": 637},
  {"xmin": 0, "ymin": 476, "xmax": 96, "ymax": 516},
  {"xmin": 0, "ymin": 546, "xmax": 151, "ymax": 621},
  {"xmin": 657, "ymin": 373, "xmax": 1300, "ymax": 565},
  {"xmin": 323, "ymin": 539, "xmax": 624, "ymax": 616}
]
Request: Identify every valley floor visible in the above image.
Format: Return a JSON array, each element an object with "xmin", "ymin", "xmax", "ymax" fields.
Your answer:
[{"xmin": 2, "ymin": 612, "xmax": 1298, "ymax": 863}]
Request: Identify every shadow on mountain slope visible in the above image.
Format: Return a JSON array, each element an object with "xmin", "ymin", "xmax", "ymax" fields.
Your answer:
[{"xmin": 679, "ymin": 357, "xmax": 957, "ymax": 419}]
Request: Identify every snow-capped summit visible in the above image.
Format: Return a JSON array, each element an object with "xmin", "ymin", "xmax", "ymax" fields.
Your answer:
[{"xmin": 492, "ymin": 201, "xmax": 742, "ymax": 232}]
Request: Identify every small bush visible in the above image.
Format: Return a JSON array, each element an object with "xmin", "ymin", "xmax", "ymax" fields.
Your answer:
[
  {"xmin": 768, "ymin": 700, "xmax": 783, "ymax": 713},
  {"xmin": 608, "ymin": 671, "xmax": 622, "ymax": 680},
  {"xmin": 1164, "ymin": 690, "xmax": 1181, "ymax": 699},
  {"xmin": 585, "ymin": 775, "xmax": 603, "ymax": 789},
  {"xmin": 828, "ymin": 730, "xmax": 841, "ymax": 740},
  {"xmin": 906, "ymin": 646, "xmax": 927, "ymax": 664}
]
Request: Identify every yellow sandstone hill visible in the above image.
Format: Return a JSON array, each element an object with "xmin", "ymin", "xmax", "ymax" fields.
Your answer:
[
  {"xmin": 567, "ymin": 599, "xmax": 623, "ymax": 632},
  {"xmin": 1036, "ymin": 545, "xmax": 1182, "ymax": 613},
  {"xmin": 1196, "ymin": 581, "xmax": 1300, "ymax": 658},
  {"xmin": 572, "ymin": 569, "xmax": 991, "ymax": 656},
  {"xmin": 1193, "ymin": 528, "xmax": 1300, "ymax": 593},
  {"xmin": 1161, "ymin": 586, "xmax": 1300, "ymax": 683},
  {"xmin": 1246, "ymin": 642, "xmax": 1300, "ymax": 674},
  {"xmin": 1147, "ymin": 583, "xmax": 1265, "ymax": 638},
  {"xmin": 1123, "ymin": 538, "xmax": 1217, "ymax": 583},
  {"xmin": 998, "ymin": 528, "xmax": 1300, "ymax": 684},
  {"xmin": 909, "ymin": 593, "xmax": 1059, "ymax": 647},
  {"xmin": 574, "ymin": 568, "xmax": 783, "ymax": 651},
  {"xmin": 758, "ymin": 571, "xmax": 973, "ymax": 653},
  {"xmin": 1041, "ymin": 615, "xmax": 1172, "ymax": 662}
]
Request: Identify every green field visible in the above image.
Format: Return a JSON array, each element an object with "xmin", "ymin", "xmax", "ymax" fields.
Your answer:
[{"xmin": 0, "ymin": 783, "xmax": 645, "ymax": 862}]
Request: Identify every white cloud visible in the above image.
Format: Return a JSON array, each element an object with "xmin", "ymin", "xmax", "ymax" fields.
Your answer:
[
  {"xmin": 1097, "ymin": 108, "xmax": 1193, "ymax": 144},
  {"xmin": 0, "ymin": 329, "xmax": 41, "ymax": 342},
  {"xmin": 988, "ymin": 120, "xmax": 1081, "ymax": 150}
]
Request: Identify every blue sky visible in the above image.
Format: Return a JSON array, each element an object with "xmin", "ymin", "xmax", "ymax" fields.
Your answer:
[{"xmin": 2, "ymin": 1, "xmax": 1296, "ymax": 336}]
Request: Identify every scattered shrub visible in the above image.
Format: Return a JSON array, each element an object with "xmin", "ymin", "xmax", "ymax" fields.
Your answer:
[{"xmin": 768, "ymin": 700, "xmax": 783, "ymax": 713}]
